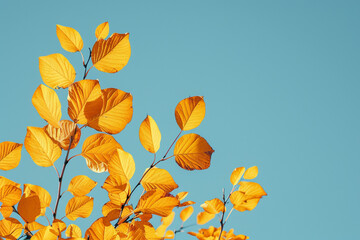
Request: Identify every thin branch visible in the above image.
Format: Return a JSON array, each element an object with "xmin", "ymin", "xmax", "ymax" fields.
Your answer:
[
  {"xmin": 68, "ymin": 154, "xmax": 81, "ymax": 162},
  {"xmin": 82, "ymin": 48, "xmax": 93, "ymax": 79},
  {"xmin": 224, "ymin": 207, "xmax": 234, "ymax": 225},
  {"xmin": 53, "ymin": 165, "xmax": 60, "ymax": 179},
  {"xmin": 163, "ymin": 130, "xmax": 182, "ymax": 159},
  {"xmin": 80, "ymin": 50, "xmax": 85, "ymax": 66},
  {"xmin": 44, "ymin": 214, "xmax": 51, "ymax": 226}
]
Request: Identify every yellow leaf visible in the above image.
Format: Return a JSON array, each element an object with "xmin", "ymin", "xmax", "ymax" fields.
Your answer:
[
  {"xmin": 81, "ymin": 133, "xmax": 122, "ymax": 173},
  {"xmin": 23, "ymin": 184, "xmax": 51, "ymax": 213},
  {"xmin": 66, "ymin": 196, "xmax": 94, "ymax": 221},
  {"xmin": 91, "ymin": 33, "xmax": 131, "ymax": 73},
  {"xmin": 85, "ymin": 217, "xmax": 120, "ymax": 240},
  {"xmin": 173, "ymin": 133, "xmax": 214, "ymax": 170},
  {"xmin": 238, "ymin": 182, "xmax": 267, "ymax": 198},
  {"xmin": 243, "ymin": 166, "xmax": 258, "ymax": 180},
  {"xmin": 56, "ymin": 25, "xmax": 83, "ymax": 52},
  {"xmin": 108, "ymin": 190, "xmax": 129, "ymax": 207},
  {"xmin": 178, "ymin": 200, "xmax": 195, "ymax": 207},
  {"xmin": 164, "ymin": 230, "xmax": 175, "ymax": 239},
  {"xmin": 17, "ymin": 195, "xmax": 42, "ymax": 222},
  {"xmin": 141, "ymin": 167, "xmax": 178, "ymax": 193},
  {"xmin": 230, "ymin": 191, "xmax": 262, "ymax": 212},
  {"xmin": 68, "ymin": 175, "xmax": 97, "ymax": 197},
  {"xmin": 108, "ymin": 149, "xmax": 135, "ymax": 181},
  {"xmin": 180, "ymin": 206, "xmax": 193, "ymax": 222},
  {"xmin": 87, "ymin": 88, "xmax": 133, "ymax": 134},
  {"xmin": 230, "ymin": 167, "xmax": 245, "ymax": 186},
  {"xmin": 67, "ymin": 79, "xmax": 102, "ymax": 125},
  {"xmin": 196, "ymin": 211, "xmax": 215, "ymax": 225},
  {"xmin": 39, "ymin": 53, "xmax": 76, "ymax": 89},
  {"xmin": 95, "ymin": 22, "xmax": 109, "ymax": 40},
  {"xmin": 0, "ymin": 206, "xmax": 13, "ymax": 218},
  {"xmin": 176, "ymin": 192, "xmax": 188, "ymax": 201},
  {"xmin": 0, "ymin": 185, "xmax": 21, "ymax": 206},
  {"xmin": 139, "ymin": 115, "xmax": 161, "ymax": 153},
  {"xmin": 128, "ymin": 221, "xmax": 159, "ymax": 240},
  {"xmin": 24, "ymin": 221, "xmax": 45, "ymax": 233},
  {"xmin": 0, "ymin": 141, "xmax": 22, "ymax": 171},
  {"xmin": 24, "ymin": 127, "xmax": 62, "ymax": 167},
  {"xmin": 136, "ymin": 189, "xmax": 179, "ymax": 217},
  {"xmin": 45, "ymin": 120, "xmax": 81, "ymax": 150},
  {"xmin": 0, "ymin": 177, "xmax": 20, "ymax": 189},
  {"xmin": 31, "ymin": 226, "xmax": 58, "ymax": 240},
  {"xmin": 52, "ymin": 219, "xmax": 66, "ymax": 236},
  {"xmin": 161, "ymin": 211, "xmax": 175, "ymax": 227},
  {"xmin": 175, "ymin": 96, "xmax": 205, "ymax": 131},
  {"xmin": 200, "ymin": 198, "xmax": 225, "ymax": 214},
  {"xmin": 0, "ymin": 217, "xmax": 23, "ymax": 240},
  {"xmin": 66, "ymin": 224, "xmax": 82, "ymax": 238},
  {"xmin": 102, "ymin": 174, "xmax": 129, "ymax": 194},
  {"xmin": 102, "ymin": 203, "xmax": 132, "ymax": 222},
  {"xmin": 32, "ymin": 84, "xmax": 62, "ymax": 128}
]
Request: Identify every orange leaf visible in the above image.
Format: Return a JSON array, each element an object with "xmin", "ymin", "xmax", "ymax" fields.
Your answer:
[
  {"xmin": 139, "ymin": 115, "xmax": 161, "ymax": 153},
  {"xmin": 0, "ymin": 141, "xmax": 22, "ymax": 171},
  {"xmin": 0, "ymin": 206, "xmax": 13, "ymax": 218},
  {"xmin": 91, "ymin": 33, "xmax": 131, "ymax": 73},
  {"xmin": 66, "ymin": 196, "xmax": 94, "ymax": 221},
  {"xmin": 238, "ymin": 182, "xmax": 267, "ymax": 198},
  {"xmin": 85, "ymin": 217, "xmax": 119, "ymax": 240},
  {"xmin": 102, "ymin": 174, "xmax": 128, "ymax": 194},
  {"xmin": 243, "ymin": 166, "xmax": 258, "ymax": 180},
  {"xmin": 174, "ymin": 133, "xmax": 214, "ymax": 170},
  {"xmin": 68, "ymin": 175, "xmax": 97, "ymax": 197},
  {"xmin": 31, "ymin": 226, "xmax": 58, "ymax": 240},
  {"xmin": 180, "ymin": 206, "xmax": 193, "ymax": 222},
  {"xmin": 196, "ymin": 211, "xmax": 215, "ymax": 225},
  {"xmin": 23, "ymin": 184, "xmax": 51, "ymax": 214},
  {"xmin": 161, "ymin": 211, "xmax": 175, "ymax": 227},
  {"xmin": 200, "ymin": 198, "xmax": 225, "ymax": 214},
  {"xmin": 230, "ymin": 191, "xmax": 262, "ymax": 212},
  {"xmin": 175, "ymin": 96, "xmax": 205, "ymax": 131},
  {"xmin": 141, "ymin": 167, "xmax": 178, "ymax": 193},
  {"xmin": 0, "ymin": 185, "xmax": 21, "ymax": 206},
  {"xmin": 52, "ymin": 219, "xmax": 66, "ymax": 236},
  {"xmin": 0, "ymin": 217, "xmax": 23, "ymax": 240},
  {"xmin": 95, "ymin": 22, "xmax": 109, "ymax": 40},
  {"xmin": 230, "ymin": 167, "xmax": 245, "ymax": 186},
  {"xmin": 56, "ymin": 25, "xmax": 83, "ymax": 52},
  {"xmin": 176, "ymin": 192, "xmax": 188, "ymax": 201},
  {"xmin": 0, "ymin": 177, "xmax": 20, "ymax": 189},
  {"xmin": 66, "ymin": 224, "xmax": 82, "ymax": 238},
  {"xmin": 45, "ymin": 120, "xmax": 81, "ymax": 150},
  {"xmin": 17, "ymin": 194, "xmax": 42, "ymax": 222},
  {"xmin": 108, "ymin": 149, "xmax": 135, "ymax": 181}
]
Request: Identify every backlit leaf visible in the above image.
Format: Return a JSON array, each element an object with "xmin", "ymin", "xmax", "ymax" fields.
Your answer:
[
  {"xmin": 31, "ymin": 226, "xmax": 58, "ymax": 240},
  {"xmin": 91, "ymin": 33, "xmax": 131, "ymax": 73},
  {"xmin": 108, "ymin": 149, "xmax": 135, "ymax": 181},
  {"xmin": 68, "ymin": 175, "xmax": 97, "ymax": 197},
  {"xmin": 66, "ymin": 196, "xmax": 94, "ymax": 221},
  {"xmin": 243, "ymin": 166, "xmax": 258, "ymax": 180},
  {"xmin": 87, "ymin": 88, "xmax": 133, "ymax": 134},
  {"xmin": 139, "ymin": 115, "xmax": 161, "ymax": 153},
  {"xmin": 0, "ymin": 177, "xmax": 20, "ymax": 189},
  {"xmin": 52, "ymin": 219, "xmax": 66, "ymax": 236},
  {"xmin": 179, "ymin": 200, "xmax": 195, "ymax": 207},
  {"xmin": 66, "ymin": 224, "xmax": 82, "ymax": 238},
  {"xmin": 175, "ymin": 96, "xmax": 205, "ymax": 131},
  {"xmin": 32, "ymin": 84, "xmax": 61, "ymax": 128},
  {"xmin": 17, "ymin": 195, "xmax": 41, "ymax": 222},
  {"xmin": 238, "ymin": 182, "xmax": 267, "ymax": 198},
  {"xmin": 200, "ymin": 198, "xmax": 225, "ymax": 214},
  {"xmin": 230, "ymin": 191, "xmax": 262, "ymax": 212},
  {"xmin": 85, "ymin": 217, "xmax": 119, "ymax": 240},
  {"xmin": 39, "ymin": 53, "xmax": 76, "ymax": 89},
  {"xmin": 0, "ymin": 185, "xmax": 21, "ymax": 206},
  {"xmin": 108, "ymin": 189, "xmax": 129, "ymax": 206},
  {"xmin": 174, "ymin": 133, "xmax": 214, "ymax": 170},
  {"xmin": 230, "ymin": 167, "xmax": 245, "ymax": 186},
  {"xmin": 141, "ymin": 167, "xmax": 178, "ymax": 193},
  {"xmin": 56, "ymin": 25, "xmax": 83, "ymax": 52},
  {"xmin": 67, "ymin": 80, "xmax": 102, "ymax": 124},
  {"xmin": 180, "ymin": 206, "xmax": 193, "ymax": 222},
  {"xmin": 102, "ymin": 203, "xmax": 132, "ymax": 222},
  {"xmin": 24, "ymin": 221, "xmax": 45, "ymax": 233},
  {"xmin": 0, "ymin": 217, "xmax": 23, "ymax": 240},
  {"xmin": 0, "ymin": 206, "xmax": 12, "ymax": 218},
  {"xmin": 196, "ymin": 211, "xmax": 215, "ymax": 225},
  {"xmin": 0, "ymin": 142, "xmax": 22, "ymax": 171},
  {"xmin": 24, "ymin": 127, "xmax": 62, "ymax": 167},
  {"xmin": 23, "ymin": 184, "xmax": 51, "ymax": 213},
  {"xmin": 176, "ymin": 192, "xmax": 188, "ymax": 201},
  {"xmin": 45, "ymin": 120, "xmax": 81, "ymax": 150},
  {"xmin": 95, "ymin": 22, "xmax": 109, "ymax": 40},
  {"xmin": 102, "ymin": 174, "xmax": 128, "ymax": 194},
  {"xmin": 161, "ymin": 211, "xmax": 175, "ymax": 227},
  {"xmin": 81, "ymin": 133, "xmax": 122, "ymax": 173}
]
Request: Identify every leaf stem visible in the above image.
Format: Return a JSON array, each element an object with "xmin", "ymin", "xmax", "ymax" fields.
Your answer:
[
  {"xmin": 163, "ymin": 130, "xmax": 182, "ymax": 159},
  {"xmin": 53, "ymin": 165, "xmax": 60, "ymax": 179},
  {"xmin": 82, "ymin": 48, "xmax": 92, "ymax": 79}
]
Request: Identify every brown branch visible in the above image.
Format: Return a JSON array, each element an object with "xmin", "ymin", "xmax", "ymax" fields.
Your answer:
[{"xmin": 82, "ymin": 48, "xmax": 92, "ymax": 79}]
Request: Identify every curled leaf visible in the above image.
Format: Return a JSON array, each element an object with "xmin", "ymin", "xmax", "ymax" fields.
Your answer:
[
  {"xmin": 196, "ymin": 211, "xmax": 215, "ymax": 225},
  {"xmin": 200, "ymin": 198, "xmax": 225, "ymax": 214},
  {"xmin": 66, "ymin": 224, "xmax": 82, "ymax": 238}
]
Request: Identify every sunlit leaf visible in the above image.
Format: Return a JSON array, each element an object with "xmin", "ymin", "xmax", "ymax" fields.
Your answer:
[
  {"xmin": 31, "ymin": 226, "xmax": 58, "ymax": 240},
  {"xmin": 39, "ymin": 53, "xmax": 76, "ymax": 89},
  {"xmin": 102, "ymin": 174, "xmax": 128, "ymax": 194},
  {"xmin": 230, "ymin": 167, "xmax": 245, "ymax": 186},
  {"xmin": 108, "ymin": 190, "xmax": 129, "ymax": 207},
  {"xmin": 0, "ymin": 177, "xmax": 20, "ymax": 189},
  {"xmin": 108, "ymin": 149, "xmax": 135, "ymax": 181},
  {"xmin": 0, "ymin": 217, "xmax": 23, "ymax": 240},
  {"xmin": 139, "ymin": 115, "xmax": 161, "ymax": 153},
  {"xmin": 45, "ymin": 120, "xmax": 81, "ymax": 150},
  {"xmin": 178, "ymin": 200, "xmax": 195, "ymax": 207},
  {"xmin": 68, "ymin": 80, "xmax": 102, "ymax": 125},
  {"xmin": 164, "ymin": 230, "xmax": 175, "ymax": 239},
  {"xmin": 66, "ymin": 224, "xmax": 82, "ymax": 238},
  {"xmin": 174, "ymin": 133, "xmax": 214, "ymax": 170},
  {"xmin": 85, "ymin": 217, "xmax": 119, "ymax": 240},
  {"xmin": 32, "ymin": 84, "xmax": 62, "ymax": 128},
  {"xmin": 23, "ymin": 184, "xmax": 51, "ymax": 214},
  {"xmin": 238, "ymin": 182, "xmax": 267, "ymax": 198},
  {"xmin": 24, "ymin": 221, "xmax": 45, "ymax": 233},
  {"xmin": 176, "ymin": 192, "xmax": 188, "ymax": 201},
  {"xmin": 81, "ymin": 133, "xmax": 122, "ymax": 173},
  {"xmin": 67, "ymin": 175, "xmax": 97, "ymax": 197},
  {"xmin": 87, "ymin": 88, "xmax": 133, "ymax": 134},
  {"xmin": 230, "ymin": 191, "xmax": 262, "ymax": 212},
  {"xmin": 196, "ymin": 211, "xmax": 215, "ymax": 225},
  {"xmin": 95, "ymin": 22, "xmax": 109, "ymax": 40},
  {"xmin": 0, "ymin": 142, "xmax": 22, "ymax": 171},
  {"xmin": 243, "ymin": 166, "xmax": 258, "ymax": 180},
  {"xmin": 56, "ymin": 25, "xmax": 83, "ymax": 52},
  {"xmin": 200, "ymin": 198, "xmax": 225, "ymax": 214},
  {"xmin": 141, "ymin": 167, "xmax": 178, "ymax": 193},
  {"xmin": 102, "ymin": 203, "xmax": 132, "ymax": 222},
  {"xmin": 66, "ymin": 196, "xmax": 94, "ymax": 221},
  {"xmin": 91, "ymin": 33, "xmax": 131, "ymax": 73},
  {"xmin": 0, "ymin": 206, "xmax": 12, "ymax": 218},
  {"xmin": 24, "ymin": 127, "xmax": 62, "ymax": 167},
  {"xmin": 127, "ymin": 221, "xmax": 159, "ymax": 240},
  {"xmin": 175, "ymin": 96, "xmax": 205, "ymax": 131},
  {"xmin": 0, "ymin": 185, "xmax": 21, "ymax": 206},
  {"xmin": 52, "ymin": 219, "xmax": 66, "ymax": 236},
  {"xmin": 180, "ymin": 206, "xmax": 193, "ymax": 222},
  {"xmin": 161, "ymin": 211, "xmax": 175, "ymax": 227},
  {"xmin": 17, "ymin": 195, "xmax": 41, "ymax": 222}
]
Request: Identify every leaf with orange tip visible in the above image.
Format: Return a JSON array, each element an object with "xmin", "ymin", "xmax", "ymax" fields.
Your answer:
[
  {"xmin": 65, "ymin": 196, "xmax": 94, "ymax": 221},
  {"xmin": 68, "ymin": 175, "xmax": 97, "ymax": 197},
  {"xmin": 243, "ymin": 166, "xmax": 259, "ymax": 180},
  {"xmin": 196, "ymin": 211, "xmax": 215, "ymax": 225},
  {"xmin": 175, "ymin": 96, "xmax": 206, "ymax": 131},
  {"xmin": 102, "ymin": 174, "xmax": 128, "ymax": 194},
  {"xmin": 230, "ymin": 167, "xmax": 245, "ymax": 186},
  {"xmin": 91, "ymin": 33, "xmax": 131, "ymax": 73},
  {"xmin": 230, "ymin": 191, "xmax": 262, "ymax": 212},
  {"xmin": 0, "ymin": 177, "xmax": 20, "ymax": 189},
  {"xmin": 56, "ymin": 25, "xmax": 83, "ymax": 52},
  {"xmin": 95, "ymin": 22, "xmax": 109, "ymax": 40},
  {"xmin": 141, "ymin": 167, "xmax": 178, "ymax": 193},
  {"xmin": 108, "ymin": 149, "xmax": 135, "ymax": 181},
  {"xmin": 0, "ymin": 206, "xmax": 12, "ymax": 218},
  {"xmin": 139, "ymin": 115, "xmax": 161, "ymax": 153},
  {"xmin": 52, "ymin": 219, "xmax": 66, "ymax": 236},
  {"xmin": 164, "ymin": 230, "xmax": 175, "ymax": 239},
  {"xmin": 0, "ymin": 185, "xmax": 21, "ymax": 206},
  {"xmin": 102, "ymin": 202, "xmax": 133, "ymax": 222},
  {"xmin": 180, "ymin": 206, "xmax": 193, "ymax": 222},
  {"xmin": 0, "ymin": 217, "xmax": 23, "ymax": 240},
  {"xmin": 31, "ymin": 226, "xmax": 58, "ymax": 240},
  {"xmin": 174, "ymin": 133, "xmax": 214, "ymax": 170},
  {"xmin": 85, "ymin": 217, "xmax": 120, "ymax": 240},
  {"xmin": 87, "ymin": 88, "xmax": 133, "ymax": 134},
  {"xmin": 179, "ymin": 200, "xmax": 195, "ymax": 207},
  {"xmin": 39, "ymin": 53, "xmax": 76, "ymax": 89},
  {"xmin": 176, "ymin": 192, "xmax": 188, "ymax": 201},
  {"xmin": 200, "ymin": 198, "xmax": 225, "ymax": 214},
  {"xmin": 32, "ymin": 84, "xmax": 62, "ymax": 128},
  {"xmin": 23, "ymin": 184, "xmax": 51, "ymax": 213},
  {"xmin": 45, "ymin": 120, "xmax": 81, "ymax": 150},
  {"xmin": 66, "ymin": 224, "xmax": 82, "ymax": 238},
  {"xmin": 0, "ymin": 142, "xmax": 22, "ymax": 171},
  {"xmin": 17, "ymin": 194, "xmax": 42, "ymax": 222},
  {"xmin": 24, "ymin": 127, "xmax": 62, "ymax": 167},
  {"xmin": 81, "ymin": 133, "xmax": 122, "ymax": 173}
]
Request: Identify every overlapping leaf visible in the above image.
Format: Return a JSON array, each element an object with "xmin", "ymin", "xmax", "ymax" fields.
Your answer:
[
  {"xmin": 68, "ymin": 175, "xmax": 97, "ymax": 197},
  {"xmin": 141, "ymin": 167, "xmax": 178, "ymax": 193},
  {"xmin": 0, "ymin": 217, "xmax": 23, "ymax": 240},
  {"xmin": 0, "ymin": 177, "xmax": 20, "ymax": 189},
  {"xmin": 31, "ymin": 226, "xmax": 58, "ymax": 240},
  {"xmin": 17, "ymin": 194, "xmax": 42, "ymax": 222},
  {"xmin": 56, "ymin": 25, "xmax": 83, "ymax": 52},
  {"xmin": 23, "ymin": 184, "xmax": 51, "ymax": 215},
  {"xmin": 66, "ymin": 196, "xmax": 94, "ymax": 221},
  {"xmin": 139, "ymin": 115, "xmax": 161, "ymax": 153},
  {"xmin": 39, "ymin": 53, "xmax": 76, "ymax": 89},
  {"xmin": 230, "ymin": 191, "xmax": 262, "ymax": 212},
  {"xmin": 91, "ymin": 33, "xmax": 131, "ymax": 73},
  {"xmin": 108, "ymin": 149, "xmax": 135, "ymax": 181},
  {"xmin": 196, "ymin": 211, "xmax": 215, "ymax": 225},
  {"xmin": 200, "ymin": 198, "xmax": 225, "ymax": 214},
  {"xmin": 66, "ymin": 224, "xmax": 82, "ymax": 238},
  {"xmin": 175, "ymin": 96, "xmax": 205, "ymax": 131},
  {"xmin": 45, "ymin": 120, "xmax": 81, "ymax": 150},
  {"xmin": 85, "ymin": 217, "xmax": 120, "ymax": 240},
  {"xmin": 102, "ymin": 174, "xmax": 128, "ymax": 194},
  {"xmin": 0, "ymin": 206, "xmax": 13, "ymax": 218},
  {"xmin": 52, "ymin": 219, "xmax": 66, "ymax": 236},
  {"xmin": 174, "ymin": 133, "xmax": 214, "ymax": 170},
  {"xmin": 25, "ymin": 127, "xmax": 62, "ymax": 167},
  {"xmin": 0, "ymin": 142, "xmax": 22, "ymax": 171},
  {"xmin": 0, "ymin": 185, "xmax": 21, "ymax": 206},
  {"xmin": 95, "ymin": 22, "xmax": 109, "ymax": 40}
]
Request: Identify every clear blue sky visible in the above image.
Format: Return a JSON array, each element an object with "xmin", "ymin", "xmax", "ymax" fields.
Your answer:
[{"xmin": 1, "ymin": 0, "xmax": 359, "ymax": 239}]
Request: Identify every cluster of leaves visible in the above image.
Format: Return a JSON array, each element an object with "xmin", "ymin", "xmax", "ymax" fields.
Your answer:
[{"xmin": 0, "ymin": 22, "xmax": 266, "ymax": 240}]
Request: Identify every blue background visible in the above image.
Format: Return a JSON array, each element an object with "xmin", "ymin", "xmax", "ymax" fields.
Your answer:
[{"xmin": 1, "ymin": 0, "xmax": 359, "ymax": 239}]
